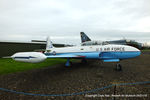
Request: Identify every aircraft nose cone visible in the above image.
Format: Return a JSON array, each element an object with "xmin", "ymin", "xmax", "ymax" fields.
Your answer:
[
  {"xmin": 137, "ymin": 50, "xmax": 141, "ymax": 56},
  {"xmin": 134, "ymin": 47, "xmax": 141, "ymax": 56},
  {"xmin": 136, "ymin": 48, "xmax": 141, "ymax": 53}
]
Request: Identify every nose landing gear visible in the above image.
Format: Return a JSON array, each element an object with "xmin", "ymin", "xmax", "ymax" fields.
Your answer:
[{"xmin": 116, "ymin": 63, "xmax": 122, "ymax": 71}]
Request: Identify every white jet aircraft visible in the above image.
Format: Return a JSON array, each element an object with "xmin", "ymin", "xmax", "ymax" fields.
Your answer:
[{"xmin": 11, "ymin": 37, "xmax": 141, "ymax": 71}]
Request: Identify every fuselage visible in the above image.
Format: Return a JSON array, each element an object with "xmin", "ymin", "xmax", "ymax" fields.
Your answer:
[{"xmin": 45, "ymin": 44, "xmax": 141, "ymax": 60}]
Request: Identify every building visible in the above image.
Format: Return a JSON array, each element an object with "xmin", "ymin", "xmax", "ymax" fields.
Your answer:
[{"xmin": 0, "ymin": 41, "xmax": 66, "ymax": 58}]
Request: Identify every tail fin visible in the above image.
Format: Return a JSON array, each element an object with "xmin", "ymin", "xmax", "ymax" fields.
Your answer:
[
  {"xmin": 46, "ymin": 36, "xmax": 54, "ymax": 50},
  {"xmin": 80, "ymin": 32, "xmax": 91, "ymax": 43}
]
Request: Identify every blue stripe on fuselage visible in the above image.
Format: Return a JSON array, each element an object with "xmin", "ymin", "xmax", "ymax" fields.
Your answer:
[
  {"xmin": 13, "ymin": 56, "xmax": 36, "ymax": 59},
  {"xmin": 112, "ymin": 51, "xmax": 141, "ymax": 59}
]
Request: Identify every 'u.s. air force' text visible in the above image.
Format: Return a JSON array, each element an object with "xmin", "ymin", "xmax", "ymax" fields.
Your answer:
[{"xmin": 96, "ymin": 47, "xmax": 125, "ymax": 51}]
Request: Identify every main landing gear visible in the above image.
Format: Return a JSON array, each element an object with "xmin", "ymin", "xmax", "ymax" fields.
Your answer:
[
  {"xmin": 65, "ymin": 59, "xmax": 72, "ymax": 67},
  {"xmin": 65, "ymin": 58, "xmax": 87, "ymax": 67},
  {"xmin": 116, "ymin": 63, "xmax": 122, "ymax": 71}
]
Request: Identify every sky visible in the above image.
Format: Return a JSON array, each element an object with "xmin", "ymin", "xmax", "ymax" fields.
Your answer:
[{"xmin": 0, "ymin": 0, "xmax": 150, "ymax": 45}]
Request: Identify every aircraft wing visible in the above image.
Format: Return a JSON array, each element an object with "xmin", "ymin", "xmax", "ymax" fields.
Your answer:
[{"xmin": 46, "ymin": 54, "xmax": 85, "ymax": 58}]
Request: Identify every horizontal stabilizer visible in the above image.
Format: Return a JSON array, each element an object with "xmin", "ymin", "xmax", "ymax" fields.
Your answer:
[{"xmin": 103, "ymin": 59, "xmax": 120, "ymax": 62}]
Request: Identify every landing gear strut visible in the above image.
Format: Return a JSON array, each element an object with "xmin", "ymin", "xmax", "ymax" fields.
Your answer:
[
  {"xmin": 116, "ymin": 63, "xmax": 122, "ymax": 71},
  {"xmin": 65, "ymin": 59, "xmax": 72, "ymax": 67}
]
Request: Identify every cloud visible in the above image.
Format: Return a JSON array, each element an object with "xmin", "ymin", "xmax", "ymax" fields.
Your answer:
[{"xmin": 0, "ymin": 0, "xmax": 150, "ymax": 44}]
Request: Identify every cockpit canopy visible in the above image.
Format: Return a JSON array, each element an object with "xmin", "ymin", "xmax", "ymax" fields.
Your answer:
[{"xmin": 81, "ymin": 41, "xmax": 109, "ymax": 46}]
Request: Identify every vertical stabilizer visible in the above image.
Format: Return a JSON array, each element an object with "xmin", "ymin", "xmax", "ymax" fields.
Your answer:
[
  {"xmin": 80, "ymin": 32, "xmax": 91, "ymax": 43},
  {"xmin": 46, "ymin": 36, "xmax": 54, "ymax": 50}
]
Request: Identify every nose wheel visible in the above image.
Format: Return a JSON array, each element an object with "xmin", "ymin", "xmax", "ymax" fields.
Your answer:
[{"xmin": 116, "ymin": 63, "xmax": 122, "ymax": 71}]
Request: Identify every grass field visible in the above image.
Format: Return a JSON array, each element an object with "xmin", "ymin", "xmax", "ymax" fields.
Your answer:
[
  {"xmin": 141, "ymin": 49, "xmax": 150, "ymax": 51},
  {"xmin": 0, "ymin": 58, "xmax": 66, "ymax": 75}
]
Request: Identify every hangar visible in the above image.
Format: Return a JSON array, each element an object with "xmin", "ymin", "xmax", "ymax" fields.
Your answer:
[{"xmin": 0, "ymin": 41, "xmax": 67, "ymax": 58}]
